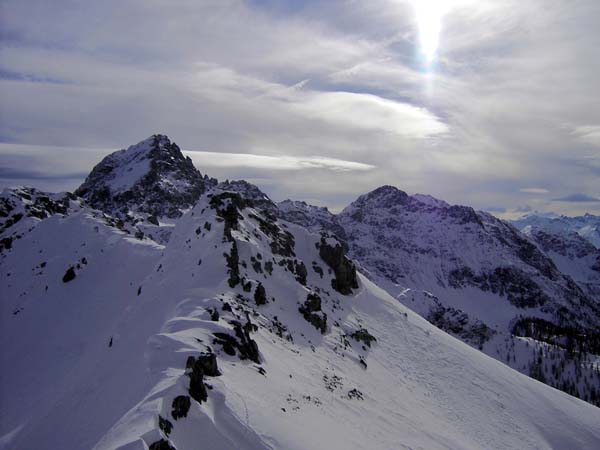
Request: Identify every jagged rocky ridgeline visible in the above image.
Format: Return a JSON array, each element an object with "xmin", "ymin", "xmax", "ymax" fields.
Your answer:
[
  {"xmin": 1, "ymin": 135, "xmax": 600, "ymax": 450},
  {"xmin": 76, "ymin": 134, "xmax": 217, "ymax": 219}
]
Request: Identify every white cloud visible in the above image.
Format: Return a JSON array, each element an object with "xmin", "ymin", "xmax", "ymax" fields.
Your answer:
[
  {"xmin": 572, "ymin": 125, "xmax": 600, "ymax": 147},
  {"xmin": 184, "ymin": 151, "xmax": 375, "ymax": 172},
  {"xmin": 519, "ymin": 188, "xmax": 549, "ymax": 194},
  {"xmin": 294, "ymin": 91, "xmax": 448, "ymax": 138}
]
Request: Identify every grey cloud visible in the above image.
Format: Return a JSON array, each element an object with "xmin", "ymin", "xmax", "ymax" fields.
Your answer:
[
  {"xmin": 571, "ymin": 125, "xmax": 600, "ymax": 147},
  {"xmin": 184, "ymin": 151, "xmax": 376, "ymax": 172},
  {"xmin": 519, "ymin": 188, "xmax": 548, "ymax": 195},
  {"xmin": 553, "ymin": 194, "xmax": 600, "ymax": 203},
  {"xmin": 515, "ymin": 205, "xmax": 533, "ymax": 213},
  {"xmin": 483, "ymin": 206, "xmax": 507, "ymax": 213},
  {"xmin": 0, "ymin": 167, "xmax": 87, "ymax": 180}
]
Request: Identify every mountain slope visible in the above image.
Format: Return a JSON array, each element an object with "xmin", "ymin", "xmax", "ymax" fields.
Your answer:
[
  {"xmin": 2, "ymin": 181, "xmax": 600, "ymax": 450},
  {"xmin": 512, "ymin": 212, "xmax": 600, "ymax": 249},
  {"xmin": 0, "ymin": 189, "xmax": 164, "ymax": 450},
  {"xmin": 280, "ymin": 186, "xmax": 600, "ymax": 406},
  {"xmin": 511, "ymin": 213, "xmax": 600, "ymax": 298},
  {"xmin": 521, "ymin": 226, "xmax": 600, "ymax": 298}
]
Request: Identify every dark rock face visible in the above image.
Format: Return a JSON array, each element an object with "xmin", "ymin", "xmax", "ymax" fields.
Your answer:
[
  {"xmin": 426, "ymin": 304, "xmax": 494, "ymax": 350},
  {"xmin": 0, "ymin": 197, "xmax": 14, "ymax": 218},
  {"xmin": 350, "ymin": 329, "xmax": 377, "ymax": 348},
  {"xmin": 232, "ymin": 318, "xmax": 261, "ymax": 363},
  {"xmin": 447, "ymin": 205, "xmax": 483, "ymax": 226},
  {"xmin": 159, "ymin": 415, "xmax": 173, "ymax": 435},
  {"xmin": 224, "ymin": 242, "xmax": 240, "ymax": 288},
  {"xmin": 254, "ymin": 282, "xmax": 267, "ymax": 305},
  {"xmin": 62, "ymin": 266, "xmax": 76, "ymax": 283},
  {"xmin": 217, "ymin": 180, "xmax": 279, "ymax": 217},
  {"xmin": 449, "ymin": 266, "xmax": 550, "ymax": 308},
  {"xmin": 185, "ymin": 353, "xmax": 220, "ymax": 404},
  {"xmin": 318, "ymin": 236, "xmax": 358, "ymax": 295},
  {"xmin": 0, "ymin": 188, "xmax": 71, "ymax": 234},
  {"xmin": 512, "ymin": 317, "xmax": 600, "ymax": 356},
  {"xmin": 248, "ymin": 212, "xmax": 295, "ymax": 257},
  {"xmin": 294, "ymin": 260, "xmax": 307, "ymax": 285},
  {"xmin": 186, "ymin": 353, "xmax": 221, "ymax": 377},
  {"xmin": 299, "ymin": 293, "xmax": 327, "ymax": 333},
  {"xmin": 187, "ymin": 365, "xmax": 208, "ymax": 404},
  {"xmin": 212, "ymin": 333, "xmax": 237, "ymax": 356},
  {"xmin": 0, "ymin": 235, "xmax": 12, "ymax": 252},
  {"xmin": 213, "ymin": 317, "xmax": 260, "ymax": 363},
  {"xmin": 210, "ymin": 192, "xmax": 245, "ymax": 241},
  {"xmin": 348, "ymin": 388, "xmax": 364, "ymax": 400},
  {"xmin": 171, "ymin": 396, "xmax": 191, "ymax": 420},
  {"xmin": 149, "ymin": 439, "xmax": 177, "ymax": 450},
  {"xmin": 530, "ymin": 228, "xmax": 597, "ymax": 259},
  {"xmin": 76, "ymin": 134, "xmax": 216, "ymax": 219},
  {"xmin": 497, "ymin": 226, "xmax": 559, "ymax": 280},
  {"xmin": 279, "ymin": 258, "xmax": 307, "ymax": 285}
]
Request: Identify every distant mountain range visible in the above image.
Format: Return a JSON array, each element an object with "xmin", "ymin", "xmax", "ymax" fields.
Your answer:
[
  {"xmin": 1, "ymin": 135, "xmax": 599, "ymax": 450},
  {"xmin": 511, "ymin": 212, "xmax": 600, "ymax": 249}
]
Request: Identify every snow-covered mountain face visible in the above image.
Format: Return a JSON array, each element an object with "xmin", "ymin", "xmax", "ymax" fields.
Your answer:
[
  {"xmin": 280, "ymin": 185, "xmax": 600, "ymax": 407},
  {"xmin": 76, "ymin": 135, "xmax": 217, "ymax": 221},
  {"xmin": 522, "ymin": 227, "xmax": 600, "ymax": 298},
  {"xmin": 510, "ymin": 213, "xmax": 600, "ymax": 299},
  {"xmin": 512, "ymin": 212, "xmax": 600, "ymax": 249},
  {"xmin": 2, "ymin": 174, "xmax": 600, "ymax": 450},
  {"xmin": 3, "ymin": 136, "xmax": 600, "ymax": 449}
]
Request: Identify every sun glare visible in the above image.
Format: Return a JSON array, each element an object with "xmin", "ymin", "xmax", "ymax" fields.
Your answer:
[{"xmin": 413, "ymin": 0, "xmax": 453, "ymax": 63}]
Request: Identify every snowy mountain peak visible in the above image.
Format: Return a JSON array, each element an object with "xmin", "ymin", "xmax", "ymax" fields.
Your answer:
[
  {"xmin": 511, "ymin": 212, "xmax": 600, "ymax": 249},
  {"xmin": 412, "ymin": 193, "xmax": 449, "ymax": 208},
  {"xmin": 340, "ymin": 185, "xmax": 484, "ymax": 229},
  {"xmin": 350, "ymin": 185, "xmax": 409, "ymax": 209},
  {"xmin": 75, "ymin": 134, "xmax": 217, "ymax": 219},
  {"xmin": 279, "ymin": 199, "xmax": 330, "ymax": 214}
]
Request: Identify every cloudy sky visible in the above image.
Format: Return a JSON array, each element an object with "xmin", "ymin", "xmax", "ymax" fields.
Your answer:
[{"xmin": 1, "ymin": 0, "xmax": 599, "ymax": 216}]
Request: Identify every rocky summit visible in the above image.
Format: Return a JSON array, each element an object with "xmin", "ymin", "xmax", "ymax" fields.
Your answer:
[{"xmin": 76, "ymin": 134, "xmax": 217, "ymax": 219}]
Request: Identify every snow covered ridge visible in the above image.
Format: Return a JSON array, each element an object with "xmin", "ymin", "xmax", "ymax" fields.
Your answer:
[
  {"xmin": 2, "ymin": 177, "xmax": 600, "ymax": 450},
  {"xmin": 2, "ymin": 135, "xmax": 600, "ymax": 449},
  {"xmin": 281, "ymin": 185, "xmax": 600, "ymax": 407},
  {"xmin": 76, "ymin": 134, "xmax": 217, "ymax": 220}
]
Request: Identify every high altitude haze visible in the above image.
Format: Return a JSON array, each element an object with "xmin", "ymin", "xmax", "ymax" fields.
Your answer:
[{"xmin": 1, "ymin": 0, "xmax": 599, "ymax": 215}]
